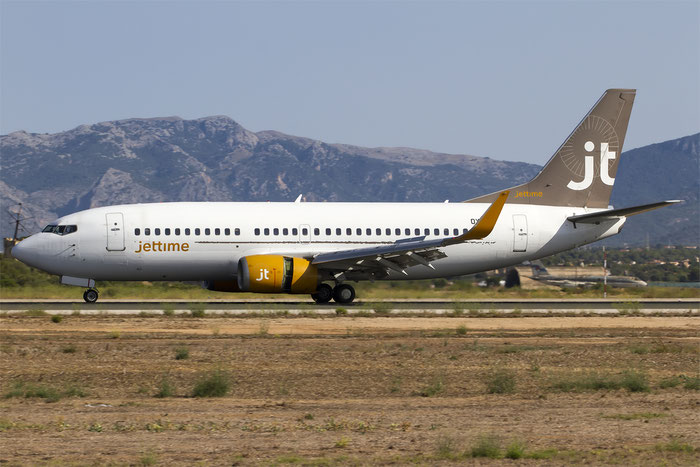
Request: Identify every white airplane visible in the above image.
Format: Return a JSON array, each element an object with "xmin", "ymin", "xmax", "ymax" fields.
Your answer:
[{"xmin": 12, "ymin": 89, "xmax": 679, "ymax": 304}]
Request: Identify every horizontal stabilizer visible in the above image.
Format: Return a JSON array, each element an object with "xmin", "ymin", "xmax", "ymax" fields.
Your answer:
[{"xmin": 567, "ymin": 200, "xmax": 681, "ymax": 224}]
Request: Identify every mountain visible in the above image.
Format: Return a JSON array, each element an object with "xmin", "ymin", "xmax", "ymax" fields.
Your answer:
[{"xmin": 1, "ymin": 116, "xmax": 697, "ymax": 246}]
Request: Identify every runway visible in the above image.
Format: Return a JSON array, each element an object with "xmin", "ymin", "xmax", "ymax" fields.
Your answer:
[{"xmin": 1, "ymin": 298, "xmax": 697, "ymax": 315}]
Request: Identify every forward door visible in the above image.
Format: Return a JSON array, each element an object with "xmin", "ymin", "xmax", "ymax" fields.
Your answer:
[{"xmin": 106, "ymin": 213, "xmax": 125, "ymax": 251}]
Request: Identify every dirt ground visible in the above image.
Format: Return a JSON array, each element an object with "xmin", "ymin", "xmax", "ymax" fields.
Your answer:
[{"xmin": 1, "ymin": 315, "xmax": 698, "ymax": 465}]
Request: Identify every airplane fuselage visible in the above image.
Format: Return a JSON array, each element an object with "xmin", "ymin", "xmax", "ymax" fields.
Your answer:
[{"xmin": 16, "ymin": 201, "xmax": 624, "ymax": 283}]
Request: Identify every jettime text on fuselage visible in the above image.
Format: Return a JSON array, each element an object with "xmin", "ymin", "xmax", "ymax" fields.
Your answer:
[{"xmin": 135, "ymin": 241, "xmax": 190, "ymax": 253}]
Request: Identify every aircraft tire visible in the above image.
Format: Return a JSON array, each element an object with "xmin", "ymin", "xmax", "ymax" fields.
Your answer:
[
  {"xmin": 332, "ymin": 284, "xmax": 355, "ymax": 304},
  {"xmin": 311, "ymin": 283, "xmax": 333, "ymax": 304},
  {"xmin": 83, "ymin": 289, "xmax": 99, "ymax": 303}
]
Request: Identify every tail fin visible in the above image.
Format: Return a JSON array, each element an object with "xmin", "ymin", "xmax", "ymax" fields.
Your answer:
[
  {"xmin": 529, "ymin": 261, "xmax": 549, "ymax": 277},
  {"xmin": 467, "ymin": 89, "xmax": 636, "ymax": 208}
]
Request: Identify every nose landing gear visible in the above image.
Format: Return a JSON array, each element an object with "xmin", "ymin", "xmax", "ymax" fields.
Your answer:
[{"xmin": 83, "ymin": 288, "xmax": 99, "ymax": 303}]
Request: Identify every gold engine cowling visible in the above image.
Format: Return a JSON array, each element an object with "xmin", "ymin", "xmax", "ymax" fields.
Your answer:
[{"xmin": 237, "ymin": 255, "xmax": 319, "ymax": 294}]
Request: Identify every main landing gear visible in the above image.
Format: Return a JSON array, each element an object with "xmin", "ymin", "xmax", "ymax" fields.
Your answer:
[
  {"xmin": 83, "ymin": 288, "xmax": 99, "ymax": 303},
  {"xmin": 311, "ymin": 283, "xmax": 355, "ymax": 304}
]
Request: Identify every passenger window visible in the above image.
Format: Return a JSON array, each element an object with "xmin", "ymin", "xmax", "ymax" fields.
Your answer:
[
  {"xmin": 283, "ymin": 228, "xmax": 288, "ymax": 235},
  {"xmin": 205, "ymin": 228, "xmax": 211, "ymax": 235},
  {"xmin": 346, "ymin": 228, "xmax": 352, "ymax": 235},
  {"xmin": 302, "ymin": 228, "xmax": 308, "ymax": 235},
  {"xmin": 292, "ymin": 228, "xmax": 298, "ymax": 235},
  {"xmin": 463, "ymin": 228, "xmax": 468, "ymax": 234},
  {"xmin": 424, "ymin": 228, "xmax": 430, "ymax": 235},
  {"xmin": 314, "ymin": 228, "xmax": 320, "ymax": 236},
  {"xmin": 356, "ymin": 228, "xmax": 361, "ymax": 235},
  {"xmin": 145, "ymin": 228, "xmax": 151, "ymax": 235},
  {"xmin": 175, "ymin": 228, "xmax": 181, "ymax": 235},
  {"xmin": 366, "ymin": 228, "xmax": 371, "ymax": 236},
  {"xmin": 326, "ymin": 228, "xmax": 331, "ymax": 235},
  {"xmin": 235, "ymin": 228, "xmax": 240, "ymax": 236},
  {"xmin": 185, "ymin": 228, "xmax": 190, "ymax": 235},
  {"xmin": 434, "ymin": 228, "xmax": 440, "ymax": 236},
  {"xmin": 165, "ymin": 228, "xmax": 171, "ymax": 236},
  {"xmin": 254, "ymin": 228, "xmax": 260, "ymax": 236},
  {"xmin": 336, "ymin": 228, "xmax": 341, "ymax": 235},
  {"xmin": 155, "ymin": 228, "xmax": 161, "ymax": 235},
  {"xmin": 273, "ymin": 228, "xmax": 279, "ymax": 235},
  {"xmin": 444, "ymin": 228, "xmax": 449, "ymax": 235},
  {"xmin": 395, "ymin": 228, "xmax": 400, "ymax": 235},
  {"xmin": 224, "ymin": 228, "xmax": 230, "ymax": 235},
  {"xmin": 405, "ymin": 228, "xmax": 410, "ymax": 235},
  {"xmin": 134, "ymin": 228, "xmax": 140, "ymax": 236},
  {"xmin": 385, "ymin": 228, "xmax": 391, "ymax": 235},
  {"xmin": 453, "ymin": 228, "xmax": 459, "ymax": 235},
  {"xmin": 215, "ymin": 228, "xmax": 221, "ymax": 235},
  {"xmin": 376, "ymin": 228, "xmax": 381, "ymax": 235},
  {"xmin": 264, "ymin": 228, "xmax": 270, "ymax": 235},
  {"xmin": 414, "ymin": 228, "xmax": 420, "ymax": 235},
  {"xmin": 195, "ymin": 228, "xmax": 201, "ymax": 236}
]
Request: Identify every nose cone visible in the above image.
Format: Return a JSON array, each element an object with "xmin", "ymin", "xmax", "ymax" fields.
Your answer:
[{"xmin": 12, "ymin": 235, "xmax": 42, "ymax": 268}]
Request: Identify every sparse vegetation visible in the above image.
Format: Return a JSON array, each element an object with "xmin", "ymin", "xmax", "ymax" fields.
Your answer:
[
  {"xmin": 418, "ymin": 377, "xmax": 444, "ymax": 397},
  {"xmin": 505, "ymin": 439, "xmax": 526, "ymax": 459},
  {"xmin": 23, "ymin": 308, "xmax": 47, "ymax": 317},
  {"xmin": 469, "ymin": 434, "xmax": 501, "ymax": 458},
  {"xmin": 4, "ymin": 382, "xmax": 86, "ymax": 403},
  {"xmin": 435, "ymin": 436, "xmax": 459, "ymax": 460},
  {"xmin": 655, "ymin": 436, "xmax": 695, "ymax": 453},
  {"xmin": 371, "ymin": 302, "xmax": 392, "ymax": 316},
  {"xmin": 335, "ymin": 307, "xmax": 347, "ymax": 316},
  {"xmin": 155, "ymin": 376, "xmax": 176, "ymax": 398},
  {"xmin": 192, "ymin": 369, "xmax": 230, "ymax": 397},
  {"xmin": 486, "ymin": 369, "xmax": 516, "ymax": 394},
  {"xmin": 108, "ymin": 330, "xmax": 121, "ymax": 339},
  {"xmin": 455, "ymin": 325, "xmax": 467, "ymax": 335},
  {"xmin": 190, "ymin": 303, "xmax": 206, "ymax": 318},
  {"xmin": 174, "ymin": 345, "xmax": 189, "ymax": 360},
  {"xmin": 162, "ymin": 303, "xmax": 175, "ymax": 316},
  {"xmin": 61, "ymin": 344, "xmax": 77, "ymax": 354},
  {"xmin": 550, "ymin": 370, "xmax": 649, "ymax": 392},
  {"xmin": 51, "ymin": 314, "xmax": 63, "ymax": 323}
]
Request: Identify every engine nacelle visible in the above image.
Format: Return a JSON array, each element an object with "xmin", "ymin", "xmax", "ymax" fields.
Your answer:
[{"xmin": 237, "ymin": 255, "xmax": 319, "ymax": 294}]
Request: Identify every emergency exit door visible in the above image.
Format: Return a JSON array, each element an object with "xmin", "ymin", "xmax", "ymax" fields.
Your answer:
[
  {"xmin": 106, "ymin": 213, "xmax": 125, "ymax": 251},
  {"xmin": 512, "ymin": 214, "xmax": 528, "ymax": 252}
]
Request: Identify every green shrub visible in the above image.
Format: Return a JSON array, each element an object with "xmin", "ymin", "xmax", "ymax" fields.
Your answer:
[
  {"xmin": 4, "ymin": 382, "xmax": 85, "ymax": 403},
  {"xmin": 469, "ymin": 434, "xmax": 501, "ymax": 458},
  {"xmin": 174, "ymin": 346, "xmax": 189, "ymax": 360},
  {"xmin": 435, "ymin": 436, "xmax": 459, "ymax": 460},
  {"xmin": 61, "ymin": 344, "xmax": 77, "ymax": 354},
  {"xmin": 335, "ymin": 307, "xmax": 348, "ymax": 316},
  {"xmin": 51, "ymin": 315, "xmax": 63, "ymax": 323},
  {"xmin": 620, "ymin": 370, "xmax": 649, "ymax": 392},
  {"xmin": 155, "ymin": 376, "xmax": 175, "ymax": 398},
  {"xmin": 683, "ymin": 375, "xmax": 700, "ymax": 390},
  {"xmin": 486, "ymin": 369, "xmax": 516, "ymax": 394},
  {"xmin": 505, "ymin": 440, "xmax": 526, "ymax": 459},
  {"xmin": 192, "ymin": 369, "xmax": 230, "ymax": 397},
  {"xmin": 456, "ymin": 325, "xmax": 468, "ymax": 335}
]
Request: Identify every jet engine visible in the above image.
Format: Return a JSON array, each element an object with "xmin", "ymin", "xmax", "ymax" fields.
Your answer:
[{"xmin": 237, "ymin": 255, "xmax": 319, "ymax": 294}]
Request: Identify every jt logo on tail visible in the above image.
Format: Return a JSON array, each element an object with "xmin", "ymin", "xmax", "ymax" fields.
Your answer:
[{"xmin": 566, "ymin": 141, "xmax": 616, "ymax": 191}]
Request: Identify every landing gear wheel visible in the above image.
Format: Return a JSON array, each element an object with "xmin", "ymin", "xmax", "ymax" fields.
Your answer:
[
  {"xmin": 311, "ymin": 283, "xmax": 333, "ymax": 304},
  {"xmin": 332, "ymin": 284, "xmax": 355, "ymax": 304},
  {"xmin": 83, "ymin": 289, "xmax": 99, "ymax": 303}
]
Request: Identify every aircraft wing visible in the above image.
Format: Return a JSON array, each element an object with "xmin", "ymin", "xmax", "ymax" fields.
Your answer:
[
  {"xmin": 567, "ymin": 200, "xmax": 681, "ymax": 225},
  {"xmin": 310, "ymin": 191, "xmax": 509, "ymax": 278}
]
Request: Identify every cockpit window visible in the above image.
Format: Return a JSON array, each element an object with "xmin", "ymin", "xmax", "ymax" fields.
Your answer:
[{"xmin": 42, "ymin": 224, "xmax": 78, "ymax": 235}]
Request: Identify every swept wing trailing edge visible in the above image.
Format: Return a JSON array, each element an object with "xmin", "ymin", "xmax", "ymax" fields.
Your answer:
[
  {"xmin": 567, "ymin": 200, "xmax": 682, "ymax": 226},
  {"xmin": 310, "ymin": 191, "xmax": 509, "ymax": 277}
]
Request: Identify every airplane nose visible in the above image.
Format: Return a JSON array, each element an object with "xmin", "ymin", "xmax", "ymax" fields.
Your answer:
[{"xmin": 11, "ymin": 236, "xmax": 41, "ymax": 267}]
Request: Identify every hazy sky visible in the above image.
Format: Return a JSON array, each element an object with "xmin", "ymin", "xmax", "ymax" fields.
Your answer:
[{"xmin": 1, "ymin": 1, "xmax": 698, "ymax": 163}]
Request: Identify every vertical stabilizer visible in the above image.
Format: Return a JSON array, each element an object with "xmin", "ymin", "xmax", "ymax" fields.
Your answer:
[{"xmin": 467, "ymin": 89, "xmax": 636, "ymax": 208}]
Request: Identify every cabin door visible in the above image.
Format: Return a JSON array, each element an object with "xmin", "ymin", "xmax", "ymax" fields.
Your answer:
[
  {"xmin": 512, "ymin": 214, "xmax": 528, "ymax": 252},
  {"xmin": 106, "ymin": 213, "xmax": 125, "ymax": 251}
]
